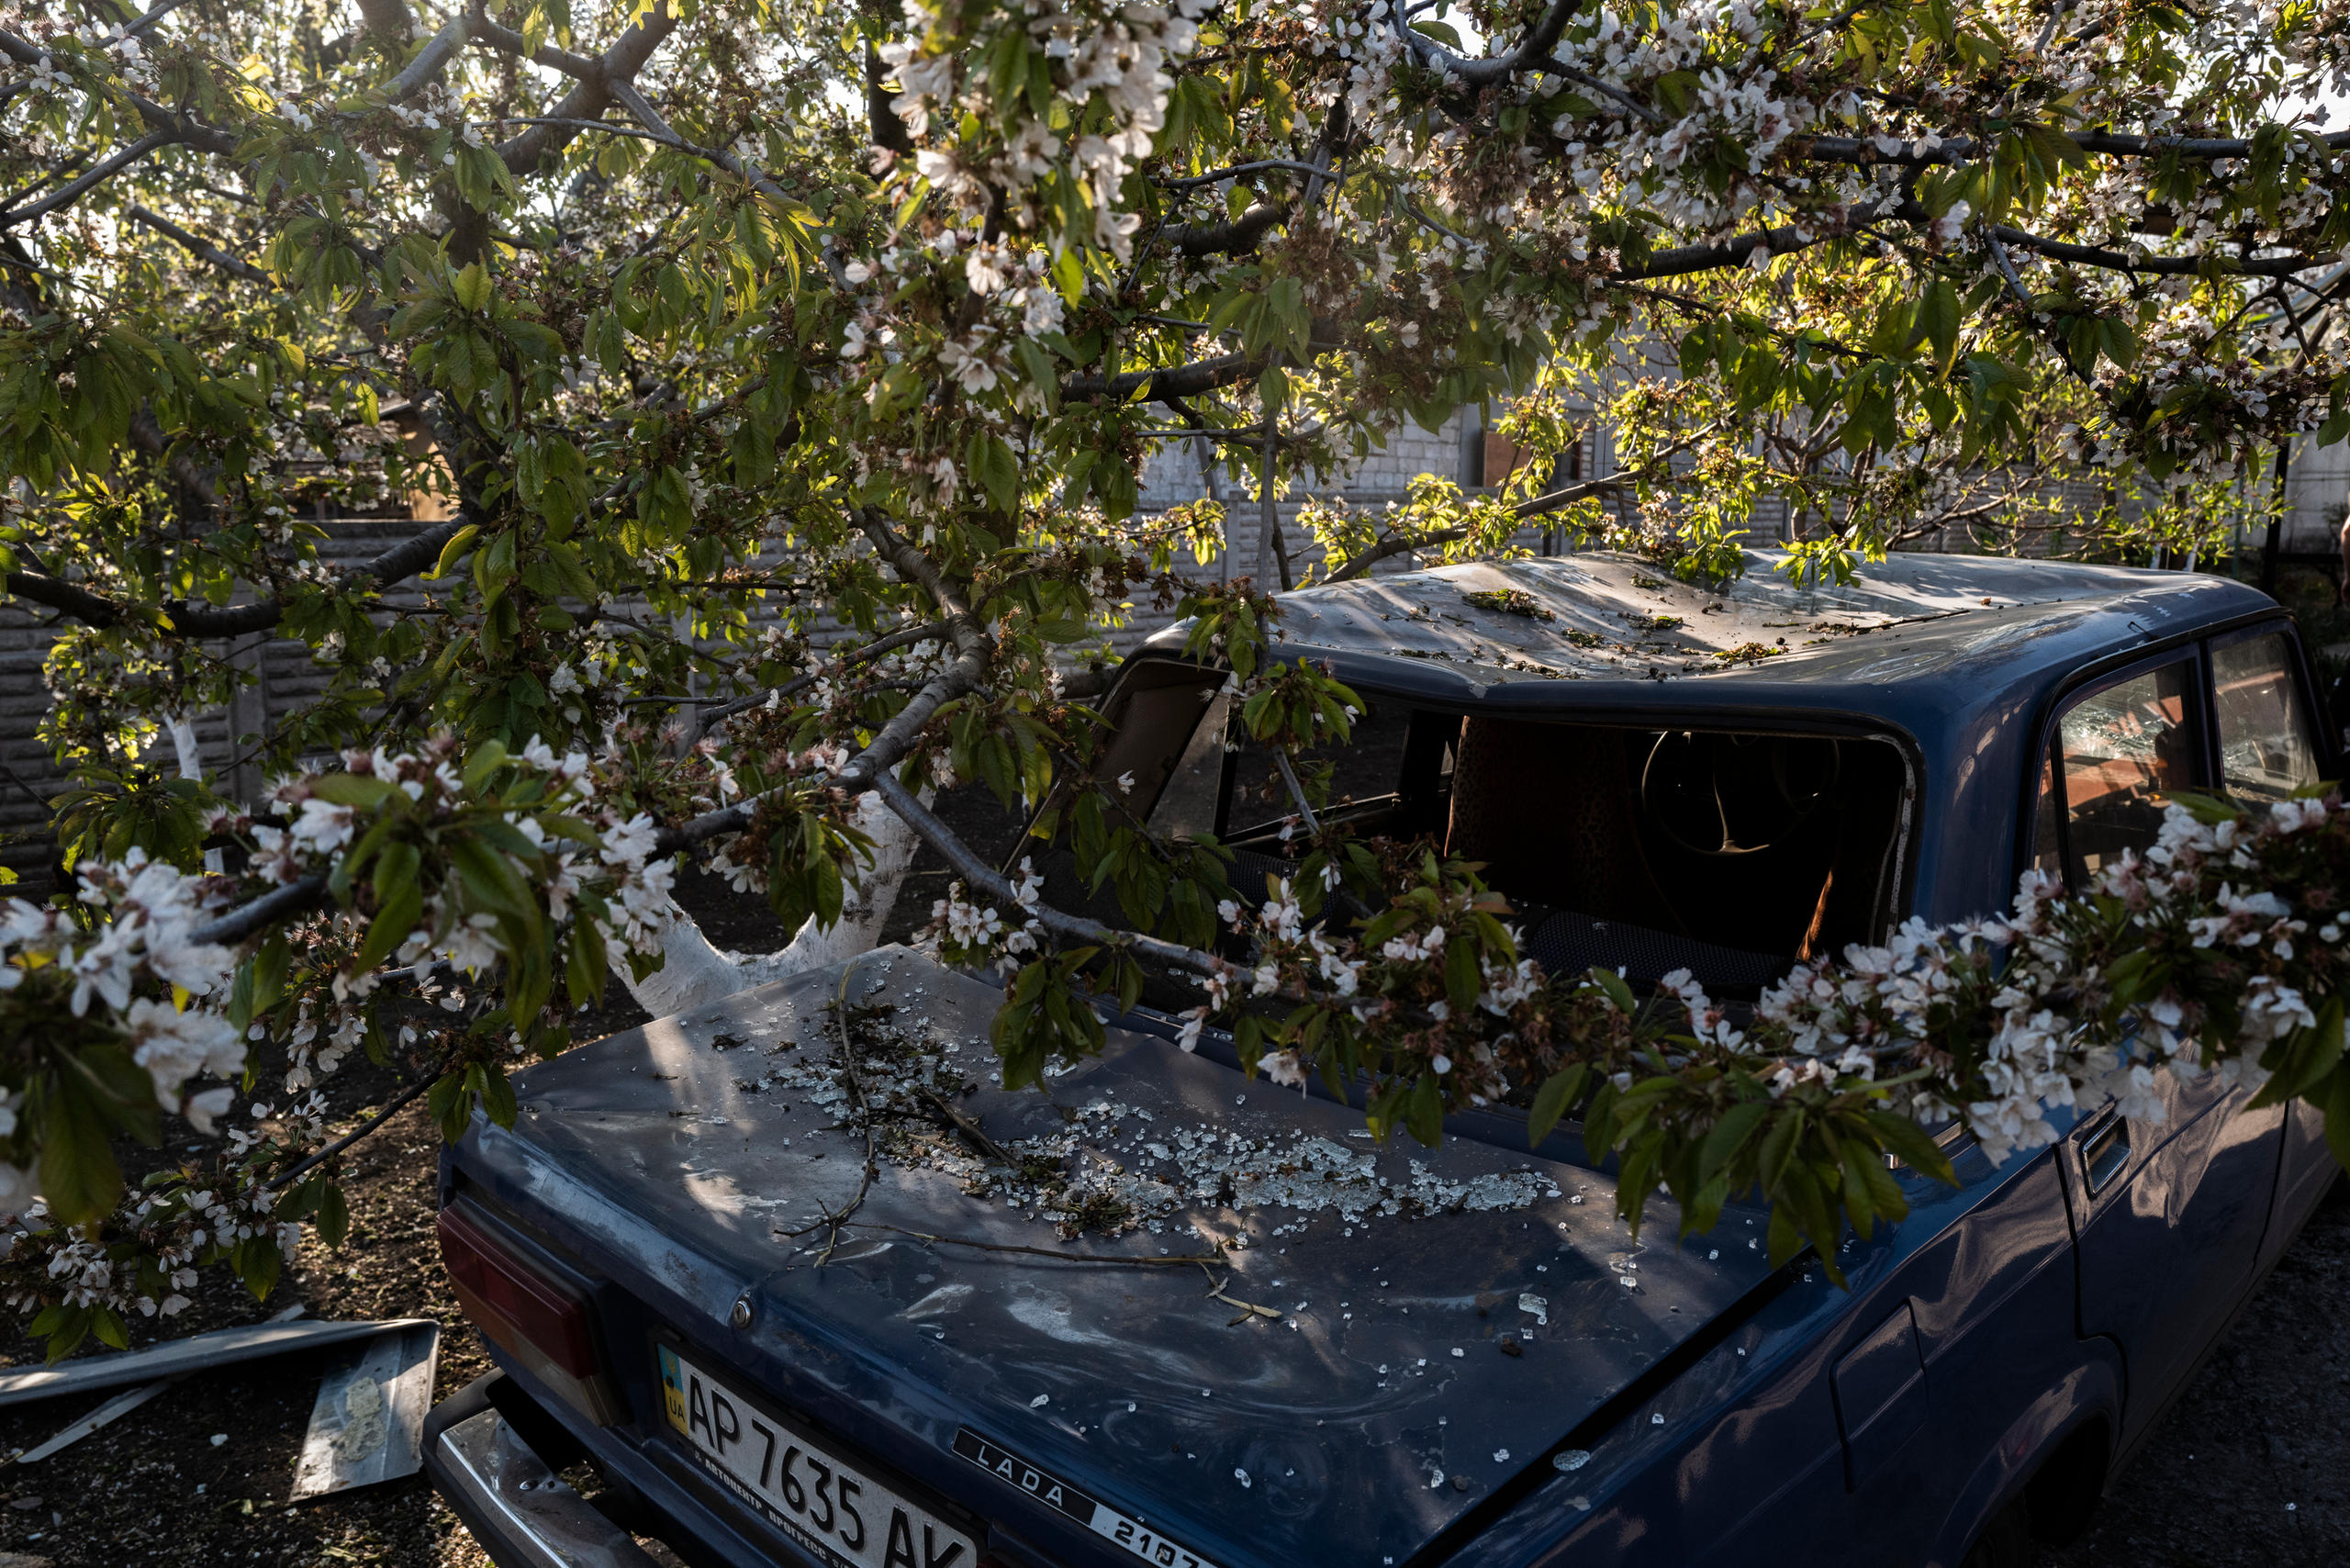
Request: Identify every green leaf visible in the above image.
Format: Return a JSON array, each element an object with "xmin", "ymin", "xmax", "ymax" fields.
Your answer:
[
  {"xmin": 565, "ymin": 921, "xmax": 609, "ymax": 1008},
  {"xmin": 1920, "ymin": 278, "xmax": 1960, "ymax": 370},
  {"xmin": 1837, "ymin": 1138, "xmax": 1883, "ymax": 1238},
  {"xmin": 445, "ymin": 832, "xmax": 535, "ymax": 920},
  {"xmin": 372, "ymin": 839, "xmax": 421, "ymax": 902},
  {"xmin": 89, "ymin": 1305, "xmax": 129, "ymax": 1351},
  {"xmin": 1699, "ymin": 1100, "xmax": 1771, "ymax": 1181},
  {"xmin": 1404, "ymin": 1070, "xmax": 1445, "ymax": 1147},
  {"xmin": 1528, "ymin": 1064, "xmax": 1588, "ymax": 1147},
  {"xmin": 1257, "ymin": 362, "xmax": 1288, "ymax": 411},
  {"xmin": 1443, "ymin": 935, "xmax": 1481, "ymax": 1014},
  {"xmin": 1615, "ymin": 1138, "xmax": 1661, "ymax": 1238},
  {"xmin": 429, "ymin": 1070, "xmax": 472, "ymax": 1141},
  {"xmin": 2022, "ymin": 121, "xmax": 2086, "ymax": 172},
  {"xmin": 1583, "ymin": 1078, "xmax": 1619, "ymax": 1156},
  {"xmin": 34, "ymin": 1305, "xmax": 91, "ymax": 1362},
  {"xmin": 475, "ymin": 1063, "xmax": 520, "ymax": 1128},
  {"xmin": 1586, "ymin": 966, "xmax": 1635, "ymax": 1015},
  {"xmin": 2320, "ymin": 1059, "xmax": 2350, "ymax": 1173},
  {"xmin": 1866, "ymin": 1112, "xmax": 1959, "ymax": 1185},
  {"xmin": 238, "ymin": 1236, "xmax": 282, "ymax": 1301},
  {"xmin": 308, "ymin": 774, "xmax": 397, "ymax": 810},
  {"xmin": 315, "ymin": 1180, "xmax": 351, "ymax": 1248},
  {"xmin": 1764, "ymin": 1186, "xmax": 1804, "ymax": 1267},
  {"xmin": 1683, "ymin": 1173, "xmax": 1732, "ymax": 1238},
  {"xmin": 2166, "ymin": 790, "xmax": 2244, "ymax": 826},
  {"xmin": 252, "ymin": 935, "xmax": 291, "ymax": 1015},
  {"xmin": 462, "ymin": 738, "xmax": 510, "ymax": 792},
  {"xmin": 810, "ymin": 845, "xmax": 845, "ymax": 929},
  {"xmin": 453, "ymin": 261, "xmax": 492, "ymax": 313},
  {"xmin": 1757, "ymin": 1106, "xmax": 1803, "ymax": 1193},
  {"xmin": 1652, "ymin": 71, "xmax": 1699, "ymax": 118},
  {"xmin": 975, "ymin": 433, "xmax": 1020, "ymax": 516},
  {"xmin": 37, "ymin": 1072, "xmax": 128, "ymax": 1226},
  {"xmin": 356, "ymin": 879, "xmax": 423, "ymax": 971},
  {"xmin": 2253, "ymin": 996, "xmax": 2344, "ymax": 1108}
]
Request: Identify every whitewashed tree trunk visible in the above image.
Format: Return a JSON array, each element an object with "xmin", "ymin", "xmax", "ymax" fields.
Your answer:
[{"xmin": 620, "ymin": 787, "xmax": 932, "ymax": 1017}]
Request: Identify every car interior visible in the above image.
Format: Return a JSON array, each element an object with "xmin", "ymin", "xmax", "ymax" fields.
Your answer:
[{"xmin": 1027, "ymin": 660, "xmax": 1917, "ymax": 1004}]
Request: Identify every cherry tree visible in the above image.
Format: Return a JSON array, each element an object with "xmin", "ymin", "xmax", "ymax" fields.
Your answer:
[{"xmin": 2, "ymin": 0, "xmax": 2348, "ymax": 1353}]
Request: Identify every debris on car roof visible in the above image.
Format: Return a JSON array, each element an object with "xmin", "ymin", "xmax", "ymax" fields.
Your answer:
[
  {"xmin": 632, "ymin": 954, "xmax": 1579, "ymax": 1247},
  {"xmin": 1212, "ymin": 547, "xmax": 2247, "ymax": 685}
]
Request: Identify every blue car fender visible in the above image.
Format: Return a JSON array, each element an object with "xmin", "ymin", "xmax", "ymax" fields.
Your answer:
[{"xmin": 1927, "ymin": 1341, "xmax": 2123, "ymax": 1568}]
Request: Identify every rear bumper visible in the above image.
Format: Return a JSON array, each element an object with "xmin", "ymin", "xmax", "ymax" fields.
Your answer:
[{"xmin": 422, "ymin": 1372, "xmax": 658, "ymax": 1568}]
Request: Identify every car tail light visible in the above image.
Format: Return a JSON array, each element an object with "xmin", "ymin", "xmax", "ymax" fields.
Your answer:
[{"xmin": 439, "ymin": 1200, "xmax": 620, "ymax": 1423}]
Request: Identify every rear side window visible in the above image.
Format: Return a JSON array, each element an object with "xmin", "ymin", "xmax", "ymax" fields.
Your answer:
[
  {"xmin": 2211, "ymin": 632, "xmax": 2322, "ymax": 805},
  {"xmin": 2040, "ymin": 658, "xmax": 2201, "ymax": 887}
]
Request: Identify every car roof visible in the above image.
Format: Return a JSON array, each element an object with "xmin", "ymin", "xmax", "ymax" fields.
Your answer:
[
  {"xmin": 1141, "ymin": 548, "xmax": 2286, "ymax": 923},
  {"xmin": 1140, "ymin": 548, "xmax": 2279, "ymax": 708}
]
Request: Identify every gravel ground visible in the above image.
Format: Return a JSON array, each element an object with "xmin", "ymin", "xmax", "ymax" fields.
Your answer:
[
  {"xmin": 0, "ymin": 783, "xmax": 2341, "ymax": 1567},
  {"xmin": 2045, "ymin": 1177, "xmax": 2350, "ymax": 1568}
]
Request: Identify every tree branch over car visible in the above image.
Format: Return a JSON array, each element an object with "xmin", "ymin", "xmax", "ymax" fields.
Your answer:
[{"xmin": 3, "ymin": 0, "xmax": 2350, "ymax": 1359}]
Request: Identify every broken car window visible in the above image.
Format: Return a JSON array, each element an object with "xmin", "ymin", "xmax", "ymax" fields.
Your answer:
[
  {"xmin": 1046, "ymin": 663, "xmax": 1916, "ymax": 1003},
  {"xmin": 1447, "ymin": 721, "xmax": 1908, "ymax": 991},
  {"xmin": 2211, "ymin": 633, "xmax": 2321, "ymax": 807},
  {"xmin": 1146, "ymin": 681, "xmax": 1234, "ymax": 841},
  {"xmin": 2031, "ymin": 746, "xmax": 2064, "ymax": 882},
  {"xmin": 1087, "ymin": 668, "xmax": 1226, "ymax": 824},
  {"xmin": 2053, "ymin": 659, "xmax": 2200, "ymax": 885}
]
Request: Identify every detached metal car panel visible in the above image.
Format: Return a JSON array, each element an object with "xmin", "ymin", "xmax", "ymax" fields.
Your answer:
[{"xmin": 423, "ymin": 550, "xmax": 2342, "ymax": 1568}]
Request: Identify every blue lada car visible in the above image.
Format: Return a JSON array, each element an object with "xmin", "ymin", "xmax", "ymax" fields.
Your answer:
[{"xmin": 421, "ymin": 549, "xmax": 2342, "ymax": 1568}]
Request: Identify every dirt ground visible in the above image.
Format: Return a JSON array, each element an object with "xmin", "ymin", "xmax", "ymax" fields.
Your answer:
[
  {"xmin": 0, "ymin": 788, "xmax": 1024, "ymax": 1568},
  {"xmin": 0, "ymin": 787, "xmax": 2344, "ymax": 1566}
]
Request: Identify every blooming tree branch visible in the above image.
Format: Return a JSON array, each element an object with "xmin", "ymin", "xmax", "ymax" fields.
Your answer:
[{"xmin": 8, "ymin": 0, "xmax": 2350, "ymax": 1353}]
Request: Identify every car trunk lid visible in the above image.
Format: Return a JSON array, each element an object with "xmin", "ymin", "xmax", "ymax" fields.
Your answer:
[{"xmin": 459, "ymin": 949, "xmax": 1774, "ymax": 1566}]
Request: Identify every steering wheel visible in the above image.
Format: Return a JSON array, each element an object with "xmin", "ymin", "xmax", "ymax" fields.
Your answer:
[{"xmin": 1639, "ymin": 732, "xmax": 1841, "ymax": 857}]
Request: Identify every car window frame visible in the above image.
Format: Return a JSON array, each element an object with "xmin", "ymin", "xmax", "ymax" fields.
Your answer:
[
  {"xmin": 2204, "ymin": 618, "xmax": 2334, "ymax": 804},
  {"xmin": 1003, "ymin": 652, "xmax": 1226, "ymax": 877},
  {"xmin": 2025, "ymin": 642, "xmax": 2214, "ymax": 894}
]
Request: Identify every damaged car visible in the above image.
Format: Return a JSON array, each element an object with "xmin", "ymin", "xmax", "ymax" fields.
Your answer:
[{"xmin": 420, "ymin": 548, "xmax": 2340, "ymax": 1568}]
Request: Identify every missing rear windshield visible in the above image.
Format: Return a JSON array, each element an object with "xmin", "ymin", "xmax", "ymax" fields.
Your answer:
[{"xmin": 1050, "ymin": 661, "xmax": 1915, "ymax": 1002}]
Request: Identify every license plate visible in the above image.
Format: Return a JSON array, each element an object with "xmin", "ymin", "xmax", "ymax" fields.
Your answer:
[{"xmin": 657, "ymin": 1343, "xmax": 979, "ymax": 1568}]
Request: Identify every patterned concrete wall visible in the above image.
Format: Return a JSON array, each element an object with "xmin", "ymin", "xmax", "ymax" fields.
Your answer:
[{"xmin": 0, "ymin": 521, "xmax": 442, "ymax": 886}]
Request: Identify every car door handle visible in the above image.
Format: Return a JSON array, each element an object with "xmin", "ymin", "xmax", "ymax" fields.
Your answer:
[{"xmin": 2081, "ymin": 1115, "xmax": 2131, "ymax": 1196}]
